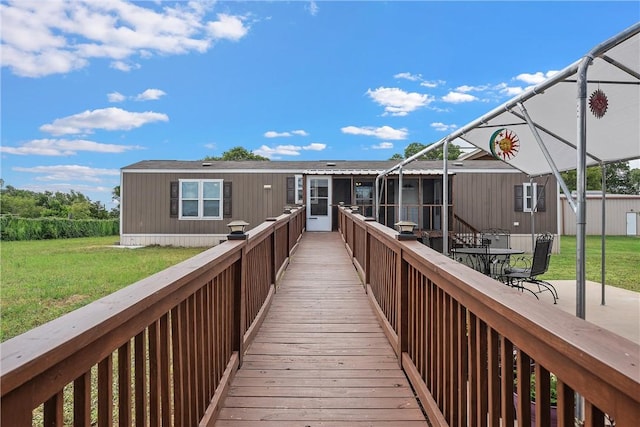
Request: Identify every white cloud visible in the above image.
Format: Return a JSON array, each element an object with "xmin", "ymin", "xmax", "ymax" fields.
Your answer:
[
  {"xmin": 40, "ymin": 107, "xmax": 168, "ymax": 135},
  {"xmin": 1, "ymin": 1, "xmax": 250, "ymax": 78},
  {"xmin": 13, "ymin": 164, "xmax": 119, "ymax": 183},
  {"xmin": 366, "ymin": 87, "xmax": 432, "ymax": 116},
  {"xmin": 442, "ymin": 92, "xmax": 478, "ymax": 104},
  {"xmin": 108, "ymin": 91, "xmax": 126, "ymax": 102},
  {"xmin": 394, "ymin": 72, "xmax": 422, "ymax": 82},
  {"xmin": 420, "ymin": 80, "xmax": 445, "ymax": 88},
  {"xmin": 307, "ymin": 1, "xmax": 319, "ymax": 16},
  {"xmin": 372, "ymin": 142, "xmax": 394, "ymax": 150},
  {"xmin": 109, "ymin": 61, "xmax": 141, "ymax": 72},
  {"xmin": 253, "ymin": 143, "xmax": 326, "ymax": 158},
  {"xmin": 502, "ymin": 86, "xmax": 525, "ymax": 96},
  {"xmin": 0, "ymin": 138, "xmax": 144, "ymax": 156},
  {"xmin": 341, "ymin": 125, "xmax": 408, "ymax": 140},
  {"xmin": 135, "ymin": 88, "xmax": 166, "ymax": 101},
  {"xmin": 430, "ymin": 122, "xmax": 457, "ymax": 132},
  {"xmin": 264, "ymin": 129, "xmax": 309, "ymax": 138},
  {"xmin": 207, "ymin": 14, "xmax": 248, "ymax": 41},
  {"xmin": 303, "ymin": 143, "xmax": 325, "ymax": 151},
  {"xmin": 516, "ymin": 70, "xmax": 559, "ymax": 85}
]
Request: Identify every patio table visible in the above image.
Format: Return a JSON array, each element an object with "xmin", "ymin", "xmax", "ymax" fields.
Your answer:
[{"xmin": 451, "ymin": 247, "xmax": 524, "ymax": 278}]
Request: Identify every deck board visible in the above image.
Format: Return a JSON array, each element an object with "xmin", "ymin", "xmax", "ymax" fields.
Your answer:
[{"xmin": 214, "ymin": 232, "xmax": 428, "ymax": 426}]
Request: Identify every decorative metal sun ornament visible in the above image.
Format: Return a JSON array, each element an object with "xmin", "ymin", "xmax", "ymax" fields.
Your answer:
[
  {"xmin": 589, "ymin": 88, "xmax": 608, "ymax": 119},
  {"xmin": 489, "ymin": 128, "xmax": 519, "ymax": 161}
]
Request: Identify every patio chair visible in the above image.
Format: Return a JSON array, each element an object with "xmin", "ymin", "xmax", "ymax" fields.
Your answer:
[
  {"xmin": 481, "ymin": 228, "xmax": 511, "ymax": 277},
  {"xmin": 500, "ymin": 233, "xmax": 558, "ymax": 303}
]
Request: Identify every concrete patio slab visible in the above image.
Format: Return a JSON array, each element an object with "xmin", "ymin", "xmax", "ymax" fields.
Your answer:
[{"xmin": 535, "ymin": 280, "xmax": 640, "ymax": 345}]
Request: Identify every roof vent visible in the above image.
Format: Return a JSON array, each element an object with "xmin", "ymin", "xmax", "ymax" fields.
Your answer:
[
  {"xmin": 202, "ymin": 162, "xmax": 212, "ymax": 167},
  {"xmin": 453, "ymin": 162, "xmax": 463, "ymax": 166},
  {"xmin": 326, "ymin": 162, "xmax": 336, "ymax": 167}
]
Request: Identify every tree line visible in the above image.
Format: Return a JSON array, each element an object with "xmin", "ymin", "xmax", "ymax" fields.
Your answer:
[{"xmin": 0, "ymin": 182, "xmax": 119, "ymax": 219}]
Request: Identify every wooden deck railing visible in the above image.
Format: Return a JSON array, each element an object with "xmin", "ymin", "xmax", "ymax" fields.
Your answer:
[
  {"xmin": 338, "ymin": 207, "xmax": 640, "ymax": 427},
  {"xmin": 0, "ymin": 207, "xmax": 305, "ymax": 427}
]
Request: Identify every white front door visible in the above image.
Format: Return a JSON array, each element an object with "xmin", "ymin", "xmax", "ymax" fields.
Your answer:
[{"xmin": 306, "ymin": 176, "xmax": 332, "ymax": 231}]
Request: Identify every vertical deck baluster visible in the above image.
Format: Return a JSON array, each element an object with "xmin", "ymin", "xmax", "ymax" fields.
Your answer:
[
  {"xmin": 97, "ymin": 354, "xmax": 113, "ymax": 427},
  {"xmin": 449, "ymin": 297, "xmax": 459, "ymax": 426},
  {"xmin": 170, "ymin": 305, "xmax": 184, "ymax": 426},
  {"xmin": 134, "ymin": 330, "xmax": 147, "ymax": 427},
  {"xmin": 148, "ymin": 320, "xmax": 161, "ymax": 426},
  {"xmin": 515, "ymin": 349, "xmax": 532, "ymax": 425},
  {"xmin": 43, "ymin": 390, "xmax": 63, "ymax": 427},
  {"xmin": 556, "ymin": 379, "xmax": 574, "ymax": 427},
  {"xmin": 159, "ymin": 314, "xmax": 171, "ymax": 426},
  {"xmin": 73, "ymin": 372, "xmax": 91, "ymax": 427},
  {"xmin": 468, "ymin": 313, "xmax": 478, "ymax": 427},
  {"xmin": 500, "ymin": 337, "xmax": 514, "ymax": 427},
  {"xmin": 118, "ymin": 340, "xmax": 132, "ymax": 426},
  {"xmin": 446, "ymin": 292, "xmax": 454, "ymax": 422},
  {"xmin": 476, "ymin": 318, "xmax": 488, "ymax": 427},
  {"xmin": 487, "ymin": 328, "xmax": 500, "ymax": 427}
]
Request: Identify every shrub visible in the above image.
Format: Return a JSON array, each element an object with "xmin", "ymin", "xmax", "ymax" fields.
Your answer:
[{"xmin": 0, "ymin": 216, "xmax": 119, "ymax": 241}]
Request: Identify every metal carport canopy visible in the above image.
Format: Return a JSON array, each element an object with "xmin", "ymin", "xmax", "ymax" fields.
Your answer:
[
  {"xmin": 452, "ymin": 22, "xmax": 640, "ymax": 177},
  {"xmin": 383, "ymin": 22, "xmax": 639, "ymax": 321}
]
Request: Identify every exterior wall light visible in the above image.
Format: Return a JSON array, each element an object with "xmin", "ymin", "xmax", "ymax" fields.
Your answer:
[
  {"xmin": 395, "ymin": 220, "xmax": 417, "ymax": 240},
  {"xmin": 227, "ymin": 220, "xmax": 249, "ymax": 240}
]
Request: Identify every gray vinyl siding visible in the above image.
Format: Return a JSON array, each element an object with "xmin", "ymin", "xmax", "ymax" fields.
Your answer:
[
  {"xmin": 453, "ymin": 172, "xmax": 558, "ymax": 234},
  {"xmin": 122, "ymin": 171, "xmax": 293, "ymax": 235}
]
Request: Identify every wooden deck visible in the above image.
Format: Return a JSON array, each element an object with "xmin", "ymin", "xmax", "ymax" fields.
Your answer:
[{"xmin": 215, "ymin": 232, "xmax": 429, "ymax": 426}]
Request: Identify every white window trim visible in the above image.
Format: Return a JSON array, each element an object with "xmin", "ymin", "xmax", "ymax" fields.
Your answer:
[
  {"xmin": 295, "ymin": 174, "xmax": 303, "ymax": 204},
  {"xmin": 523, "ymin": 182, "xmax": 538, "ymax": 212},
  {"xmin": 179, "ymin": 179, "xmax": 224, "ymax": 220}
]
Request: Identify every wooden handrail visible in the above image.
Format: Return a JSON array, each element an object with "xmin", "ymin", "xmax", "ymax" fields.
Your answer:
[
  {"xmin": 0, "ymin": 207, "xmax": 306, "ymax": 426},
  {"xmin": 339, "ymin": 207, "xmax": 640, "ymax": 427}
]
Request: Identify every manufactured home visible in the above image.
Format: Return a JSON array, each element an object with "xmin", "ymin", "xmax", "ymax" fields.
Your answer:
[{"xmin": 120, "ymin": 160, "xmax": 558, "ymax": 250}]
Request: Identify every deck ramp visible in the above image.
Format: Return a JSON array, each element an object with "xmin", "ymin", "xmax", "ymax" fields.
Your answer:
[{"xmin": 215, "ymin": 231, "xmax": 429, "ymax": 426}]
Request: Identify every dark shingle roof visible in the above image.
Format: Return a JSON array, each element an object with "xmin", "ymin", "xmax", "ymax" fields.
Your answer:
[{"xmin": 122, "ymin": 159, "xmax": 518, "ymax": 174}]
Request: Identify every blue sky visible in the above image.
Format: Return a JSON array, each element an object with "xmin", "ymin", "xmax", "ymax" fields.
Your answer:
[{"xmin": 1, "ymin": 1, "xmax": 639, "ymax": 209}]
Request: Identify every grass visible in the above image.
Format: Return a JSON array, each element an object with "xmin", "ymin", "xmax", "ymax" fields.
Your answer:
[
  {"xmin": 1, "ymin": 236, "xmax": 206, "ymax": 342},
  {"xmin": 543, "ymin": 235, "xmax": 640, "ymax": 292},
  {"xmin": 1, "ymin": 235, "xmax": 638, "ymax": 342}
]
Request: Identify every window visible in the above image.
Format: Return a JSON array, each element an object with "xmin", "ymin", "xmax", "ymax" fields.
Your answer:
[
  {"xmin": 295, "ymin": 174, "xmax": 303, "ymax": 204},
  {"xmin": 515, "ymin": 183, "xmax": 546, "ymax": 212},
  {"xmin": 179, "ymin": 179, "xmax": 223, "ymax": 219}
]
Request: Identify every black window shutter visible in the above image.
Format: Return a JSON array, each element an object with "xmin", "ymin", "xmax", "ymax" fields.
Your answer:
[
  {"xmin": 223, "ymin": 181, "xmax": 232, "ymax": 218},
  {"xmin": 170, "ymin": 181, "xmax": 179, "ymax": 217},
  {"xmin": 514, "ymin": 185, "xmax": 523, "ymax": 212},
  {"xmin": 536, "ymin": 185, "xmax": 546, "ymax": 212},
  {"xmin": 286, "ymin": 177, "xmax": 295, "ymax": 204}
]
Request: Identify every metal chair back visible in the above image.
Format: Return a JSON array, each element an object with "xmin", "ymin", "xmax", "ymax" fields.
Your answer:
[{"xmin": 530, "ymin": 233, "xmax": 554, "ymax": 277}]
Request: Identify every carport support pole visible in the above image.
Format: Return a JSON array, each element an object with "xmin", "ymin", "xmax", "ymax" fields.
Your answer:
[
  {"xmin": 398, "ymin": 166, "xmax": 404, "ymax": 221},
  {"xmin": 576, "ymin": 56, "xmax": 593, "ymax": 321},
  {"xmin": 601, "ymin": 164, "xmax": 606, "ymax": 305},
  {"xmin": 443, "ymin": 140, "xmax": 449, "ymax": 255}
]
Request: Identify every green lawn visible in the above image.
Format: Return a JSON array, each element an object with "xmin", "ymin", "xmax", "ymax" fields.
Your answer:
[
  {"xmin": 1, "ymin": 236, "xmax": 206, "ymax": 342},
  {"xmin": 1, "ymin": 234, "xmax": 638, "ymax": 342},
  {"xmin": 544, "ymin": 235, "xmax": 640, "ymax": 292}
]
